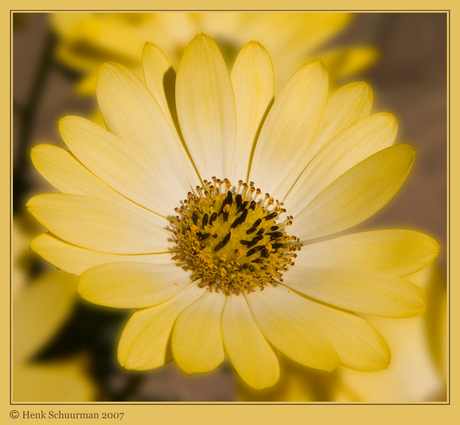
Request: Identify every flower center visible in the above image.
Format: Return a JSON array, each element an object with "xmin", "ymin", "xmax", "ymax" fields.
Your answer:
[{"xmin": 169, "ymin": 178, "xmax": 302, "ymax": 295}]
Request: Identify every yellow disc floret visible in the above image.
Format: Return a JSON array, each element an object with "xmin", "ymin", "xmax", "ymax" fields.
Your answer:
[{"xmin": 169, "ymin": 178, "xmax": 302, "ymax": 295}]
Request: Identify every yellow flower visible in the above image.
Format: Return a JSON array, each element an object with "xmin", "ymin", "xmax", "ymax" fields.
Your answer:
[
  {"xmin": 13, "ymin": 269, "xmax": 95, "ymax": 402},
  {"xmin": 28, "ymin": 34, "xmax": 439, "ymax": 390},
  {"xmin": 51, "ymin": 12, "xmax": 378, "ymax": 95}
]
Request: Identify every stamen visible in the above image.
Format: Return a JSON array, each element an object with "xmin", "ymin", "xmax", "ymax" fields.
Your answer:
[
  {"xmin": 169, "ymin": 178, "xmax": 302, "ymax": 295},
  {"xmin": 263, "ymin": 212, "xmax": 278, "ymax": 221},
  {"xmin": 235, "ymin": 193, "xmax": 242, "ymax": 209},
  {"xmin": 247, "ymin": 234, "xmax": 264, "ymax": 248},
  {"xmin": 237, "ymin": 200, "xmax": 249, "ymax": 214},
  {"xmin": 209, "ymin": 212, "xmax": 217, "ymax": 225},
  {"xmin": 202, "ymin": 213, "xmax": 208, "ymax": 228}
]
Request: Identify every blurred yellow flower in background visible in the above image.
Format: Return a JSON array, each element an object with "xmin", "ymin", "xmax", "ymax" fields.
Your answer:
[
  {"xmin": 27, "ymin": 33, "xmax": 439, "ymax": 391},
  {"xmin": 50, "ymin": 12, "xmax": 378, "ymax": 95},
  {"xmin": 13, "ymin": 221, "xmax": 96, "ymax": 402}
]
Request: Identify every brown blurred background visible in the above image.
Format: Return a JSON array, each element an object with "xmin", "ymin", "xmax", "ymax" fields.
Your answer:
[{"xmin": 12, "ymin": 12, "xmax": 448, "ymax": 402}]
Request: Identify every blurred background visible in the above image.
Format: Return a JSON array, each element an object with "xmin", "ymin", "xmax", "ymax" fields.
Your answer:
[{"xmin": 12, "ymin": 12, "xmax": 448, "ymax": 402}]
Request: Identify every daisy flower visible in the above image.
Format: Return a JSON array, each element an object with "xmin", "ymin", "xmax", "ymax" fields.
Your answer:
[{"xmin": 27, "ymin": 34, "xmax": 439, "ymax": 390}]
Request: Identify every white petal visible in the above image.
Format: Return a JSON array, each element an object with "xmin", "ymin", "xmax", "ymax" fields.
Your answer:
[{"xmin": 176, "ymin": 34, "xmax": 236, "ymax": 180}]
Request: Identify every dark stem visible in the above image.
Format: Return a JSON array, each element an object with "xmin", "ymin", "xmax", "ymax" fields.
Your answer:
[{"xmin": 13, "ymin": 31, "xmax": 56, "ymax": 214}]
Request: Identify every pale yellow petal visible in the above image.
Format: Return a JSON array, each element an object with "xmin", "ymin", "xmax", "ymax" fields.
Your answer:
[
  {"xmin": 200, "ymin": 13, "xmax": 352, "ymax": 55},
  {"xmin": 201, "ymin": 13, "xmax": 352, "ymax": 93},
  {"xmin": 31, "ymin": 234, "xmax": 171, "ymax": 276},
  {"xmin": 286, "ymin": 112, "xmax": 397, "ymax": 215},
  {"xmin": 60, "ymin": 115, "xmax": 176, "ymax": 217},
  {"xmin": 338, "ymin": 311, "xmax": 444, "ymax": 402},
  {"xmin": 249, "ymin": 59, "xmax": 328, "ymax": 199},
  {"xmin": 49, "ymin": 13, "xmax": 92, "ymax": 38},
  {"xmin": 322, "ymin": 45, "xmax": 380, "ymax": 81},
  {"xmin": 222, "ymin": 294, "xmax": 279, "ymax": 389},
  {"xmin": 278, "ymin": 81, "xmax": 372, "ymax": 204},
  {"xmin": 176, "ymin": 34, "xmax": 236, "ymax": 179},
  {"xmin": 283, "ymin": 267, "xmax": 426, "ymax": 318},
  {"xmin": 421, "ymin": 263, "xmax": 448, "ymax": 381},
  {"xmin": 230, "ymin": 41, "xmax": 274, "ymax": 183},
  {"xmin": 308, "ymin": 81, "xmax": 374, "ymax": 157},
  {"xmin": 118, "ymin": 282, "xmax": 206, "ymax": 370},
  {"xmin": 142, "ymin": 42, "xmax": 177, "ymax": 134},
  {"xmin": 292, "ymin": 144, "xmax": 415, "ymax": 240},
  {"xmin": 96, "ymin": 63, "xmax": 197, "ymax": 211},
  {"xmin": 296, "ymin": 230, "xmax": 440, "ymax": 277},
  {"xmin": 13, "ymin": 271, "xmax": 77, "ymax": 362},
  {"xmin": 172, "ymin": 290, "xmax": 226, "ymax": 374},
  {"xmin": 31, "ymin": 144, "xmax": 168, "ymax": 227},
  {"xmin": 272, "ymin": 284, "xmax": 391, "ymax": 371},
  {"xmin": 27, "ymin": 194, "xmax": 170, "ymax": 254},
  {"xmin": 13, "ymin": 360, "xmax": 95, "ymax": 402},
  {"xmin": 245, "ymin": 287, "xmax": 339, "ymax": 372},
  {"xmin": 78, "ymin": 262, "xmax": 190, "ymax": 309}
]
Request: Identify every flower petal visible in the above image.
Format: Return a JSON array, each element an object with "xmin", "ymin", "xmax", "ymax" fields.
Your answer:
[
  {"xmin": 245, "ymin": 287, "xmax": 339, "ymax": 372},
  {"xmin": 27, "ymin": 194, "xmax": 170, "ymax": 254},
  {"xmin": 222, "ymin": 294, "xmax": 279, "ymax": 389},
  {"xmin": 172, "ymin": 289, "xmax": 226, "ymax": 374},
  {"xmin": 276, "ymin": 81, "xmax": 373, "ymax": 204},
  {"xmin": 306, "ymin": 81, "xmax": 374, "ymax": 158},
  {"xmin": 283, "ymin": 267, "xmax": 427, "ymax": 317},
  {"xmin": 142, "ymin": 42, "xmax": 177, "ymax": 133},
  {"xmin": 322, "ymin": 45, "xmax": 380, "ymax": 81},
  {"xmin": 230, "ymin": 41, "xmax": 274, "ymax": 183},
  {"xmin": 176, "ymin": 33, "xmax": 236, "ymax": 180},
  {"xmin": 118, "ymin": 282, "xmax": 206, "ymax": 370},
  {"xmin": 95, "ymin": 62, "xmax": 197, "ymax": 213},
  {"xmin": 292, "ymin": 144, "xmax": 416, "ymax": 240},
  {"xmin": 276, "ymin": 284, "xmax": 391, "ymax": 371},
  {"xmin": 249, "ymin": 60, "xmax": 328, "ymax": 199},
  {"xmin": 78, "ymin": 262, "xmax": 190, "ymax": 309},
  {"xmin": 13, "ymin": 361, "xmax": 95, "ymax": 402},
  {"xmin": 31, "ymin": 234, "xmax": 171, "ymax": 276},
  {"xmin": 31, "ymin": 144, "xmax": 168, "ymax": 227},
  {"xmin": 142, "ymin": 43, "xmax": 203, "ymax": 184},
  {"xmin": 285, "ymin": 112, "xmax": 397, "ymax": 215},
  {"xmin": 296, "ymin": 230, "xmax": 440, "ymax": 277},
  {"xmin": 13, "ymin": 271, "xmax": 77, "ymax": 362}
]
